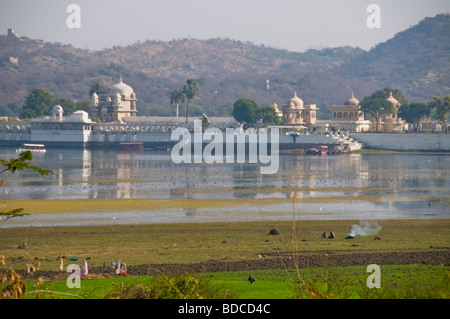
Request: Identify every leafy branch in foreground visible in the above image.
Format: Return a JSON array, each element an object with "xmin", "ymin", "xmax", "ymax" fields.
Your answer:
[
  {"xmin": 0, "ymin": 208, "xmax": 28, "ymax": 222},
  {"xmin": 0, "ymin": 151, "xmax": 53, "ymax": 223},
  {"xmin": 0, "ymin": 151, "xmax": 53, "ymax": 176}
]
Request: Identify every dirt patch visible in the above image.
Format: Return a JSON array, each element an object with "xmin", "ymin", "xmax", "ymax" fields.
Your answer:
[{"xmin": 20, "ymin": 250, "xmax": 449, "ymax": 281}]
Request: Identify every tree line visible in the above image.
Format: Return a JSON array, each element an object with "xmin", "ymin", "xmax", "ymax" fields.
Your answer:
[
  {"xmin": 359, "ymin": 88, "xmax": 450, "ymax": 132},
  {"xmin": 232, "ymin": 98, "xmax": 280, "ymax": 127},
  {"xmin": 0, "ymin": 88, "xmax": 90, "ymax": 120},
  {"xmin": 3, "ymin": 84, "xmax": 448, "ymax": 133},
  {"xmin": 168, "ymin": 80, "xmax": 280, "ymax": 127}
]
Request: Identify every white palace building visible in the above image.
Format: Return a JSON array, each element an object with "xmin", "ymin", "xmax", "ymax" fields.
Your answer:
[{"xmin": 0, "ymin": 78, "xmax": 426, "ymax": 151}]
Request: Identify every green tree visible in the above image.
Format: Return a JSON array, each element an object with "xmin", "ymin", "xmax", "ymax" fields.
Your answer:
[
  {"xmin": 169, "ymin": 89, "xmax": 185, "ymax": 118},
  {"xmin": 201, "ymin": 113, "xmax": 210, "ymax": 132},
  {"xmin": 183, "ymin": 79, "xmax": 199, "ymax": 123},
  {"xmin": 399, "ymin": 103, "xmax": 431, "ymax": 132},
  {"xmin": 76, "ymin": 101, "xmax": 91, "ymax": 112},
  {"xmin": 6, "ymin": 102, "xmax": 22, "ymax": 117},
  {"xmin": 89, "ymin": 82, "xmax": 108, "ymax": 96},
  {"xmin": 0, "ymin": 105, "xmax": 13, "ymax": 117},
  {"xmin": 257, "ymin": 105, "xmax": 280, "ymax": 125},
  {"xmin": 20, "ymin": 88, "xmax": 55, "ymax": 119},
  {"xmin": 54, "ymin": 97, "xmax": 77, "ymax": 115},
  {"xmin": 0, "ymin": 151, "xmax": 53, "ymax": 223},
  {"xmin": 0, "ymin": 103, "xmax": 22, "ymax": 117},
  {"xmin": 368, "ymin": 87, "xmax": 408, "ymax": 106},
  {"xmin": 429, "ymin": 96, "xmax": 450, "ymax": 133},
  {"xmin": 360, "ymin": 98, "xmax": 395, "ymax": 132},
  {"xmin": 232, "ymin": 98, "xmax": 259, "ymax": 126}
]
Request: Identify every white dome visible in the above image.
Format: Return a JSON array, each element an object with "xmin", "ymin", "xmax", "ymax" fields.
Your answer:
[
  {"xmin": 386, "ymin": 91, "xmax": 400, "ymax": 107},
  {"xmin": 344, "ymin": 93, "xmax": 359, "ymax": 106},
  {"xmin": 109, "ymin": 77, "xmax": 134, "ymax": 96},
  {"xmin": 286, "ymin": 92, "xmax": 304, "ymax": 109},
  {"xmin": 52, "ymin": 105, "xmax": 64, "ymax": 112}
]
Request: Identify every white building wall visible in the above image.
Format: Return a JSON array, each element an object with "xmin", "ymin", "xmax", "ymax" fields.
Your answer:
[{"xmin": 349, "ymin": 133, "xmax": 450, "ymax": 151}]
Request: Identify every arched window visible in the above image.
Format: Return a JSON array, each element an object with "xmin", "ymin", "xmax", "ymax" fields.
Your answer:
[
  {"xmin": 349, "ymin": 112, "xmax": 353, "ymax": 119},
  {"xmin": 343, "ymin": 112, "xmax": 348, "ymax": 118},
  {"xmin": 338, "ymin": 112, "xmax": 342, "ymax": 118},
  {"xmin": 333, "ymin": 112, "xmax": 336, "ymax": 119}
]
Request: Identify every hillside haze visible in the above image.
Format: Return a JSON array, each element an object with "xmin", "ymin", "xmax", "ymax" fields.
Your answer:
[{"xmin": 0, "ymin": 13, "xmax": 448, "ymax": 119}]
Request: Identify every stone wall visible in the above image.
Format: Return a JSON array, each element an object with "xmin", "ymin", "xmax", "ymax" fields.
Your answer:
[{"xmin": 349, "ymin": 133, "xmax": 450, "ymax": 151}]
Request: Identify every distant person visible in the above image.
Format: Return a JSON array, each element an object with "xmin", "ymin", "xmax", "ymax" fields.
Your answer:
[
  {"xmin": 328, "ymin": 231, "xmax": 335, "ymax": 239},
  {"xmin": 81, "ymin": 260, "xmax": 89, "ymax": 277}
]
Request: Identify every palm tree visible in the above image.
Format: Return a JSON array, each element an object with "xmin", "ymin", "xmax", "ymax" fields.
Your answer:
[
  {"xmin": 169, "ymin": 89, "xmax": 185, "ymax": 118},
  {"xmin": 183, "ymin": 79, "xmax": 199, "ymax": 123}
]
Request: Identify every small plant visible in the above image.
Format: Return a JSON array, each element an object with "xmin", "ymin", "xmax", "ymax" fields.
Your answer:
[
  {"xmin": 104, "ymin": 272, "xmax": 226, "ymax": 299},
  {"xmin": 0, "ymin": 268, "xmax": 27, "ymax": 299},
  {"xmin": 0, "ymin": 151, "xmax": 52, "ymax": 223}
]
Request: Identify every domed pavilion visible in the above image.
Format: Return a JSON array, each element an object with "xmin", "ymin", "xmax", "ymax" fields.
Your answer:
[
  {"xmin": 331, "ymin": 92, "xmax": 370, "ymax": 132},
  {"xmin": 89, "ymin": 77, "xmax": 137, "ymax": 122},
  {"xmin": 380, "ymin": 91, "xmax": 405, "ymax": 132},
  {"xmin": 281, "ymin": 92, "xmax": 318, "ymax": 126}
]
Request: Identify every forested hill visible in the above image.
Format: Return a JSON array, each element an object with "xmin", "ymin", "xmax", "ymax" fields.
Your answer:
[
  {"xmin": 336, "ymin": 13, "xmax": 450, "ymax": 102},
  {"xmin": 0, "ymin": 13, "xmax": 448, "ymax": 119}
]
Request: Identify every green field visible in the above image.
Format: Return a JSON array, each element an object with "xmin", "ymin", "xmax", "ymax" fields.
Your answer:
[
  {"xmin": 2, "ymin": 218, "xmax": 449, "ymax": 299},
  {"xmin": 24, "ymin": 265, "xmax": 449, "ymax": 299}
]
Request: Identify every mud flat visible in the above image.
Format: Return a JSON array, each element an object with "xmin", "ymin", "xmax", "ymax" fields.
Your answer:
[{"xmin": 1, "ymin": 219, "xmax": 448, "ymax": 278}]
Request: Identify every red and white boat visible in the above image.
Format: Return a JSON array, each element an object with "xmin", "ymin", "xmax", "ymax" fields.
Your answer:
[{"xmin": 305, "ymin": 145, "xmax": 328, "ymax": 156}]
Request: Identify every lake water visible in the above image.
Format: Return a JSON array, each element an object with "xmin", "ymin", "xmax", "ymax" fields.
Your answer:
[{"xmin": 0, "ymin": 147, "xmax": 449, "ymax": 227}]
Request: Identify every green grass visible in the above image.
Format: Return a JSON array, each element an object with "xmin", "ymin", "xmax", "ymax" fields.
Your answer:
[
  {"xmin": 24, "ymin": 265, "xmax": 449, "ymax": 299},
  {"xmin": 2, "ymin": 219, "xmax": 449, "ymax": 271}
]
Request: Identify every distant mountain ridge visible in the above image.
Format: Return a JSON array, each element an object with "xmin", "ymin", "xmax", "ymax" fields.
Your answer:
[
  {"xmin": 336, "ymin": 13, "xmax": 450, "ymax": 101},
  {"xmin": 0, "ymin": 13, "xmax": 448, "ymax": 119}
]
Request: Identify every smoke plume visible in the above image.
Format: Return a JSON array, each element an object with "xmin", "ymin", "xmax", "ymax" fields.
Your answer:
[{"xmin": 349, "ymin": 221, "xmax": 381, "ymax": 237}]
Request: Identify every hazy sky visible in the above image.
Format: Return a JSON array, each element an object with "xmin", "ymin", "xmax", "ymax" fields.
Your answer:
[{"xmin": 1, "ymin": 0, "xmax": 449, "ymax": 52}]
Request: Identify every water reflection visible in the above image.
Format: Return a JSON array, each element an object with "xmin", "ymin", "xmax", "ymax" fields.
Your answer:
[{"xmin": 0, "ymin": 147, "xmax": 449, "ymax": 224}]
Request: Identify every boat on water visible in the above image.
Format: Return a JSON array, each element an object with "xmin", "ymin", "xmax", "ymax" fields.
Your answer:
[
  {"xmin": 120, "ymin": 142, "xmax": 144, "ymax": 151},
  {"xmin": 305, "ymin": 145, "xmax": 328, "ymax": 156},
  {"xmin": 16, "ymin": 143, "xmax": 46, "ymax": 153},
  {"xmin": 156, "ymin": 145, "xmax": 172, "ymax": 151}
]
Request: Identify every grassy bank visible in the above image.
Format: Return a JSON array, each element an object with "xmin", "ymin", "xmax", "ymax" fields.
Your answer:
[
  {"xmin": 3, "ymin": 190, "xmax": 450, "ymax": 215},
  {"xmin": 24, "ymin": 265, "xmax": 449, "ymax": 299},
  {"xmin": 1, "ymin": 219, "xmax": 448, "ymax": 272},
  {"xmin": 2, "ymin": 218, "xmax": 449, "ymax": 299}
]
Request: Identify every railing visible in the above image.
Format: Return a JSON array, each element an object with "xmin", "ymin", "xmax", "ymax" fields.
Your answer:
[
  {"xmin": 0, "ymin": 122, "xmax": 31, "ymax": 132},
  {"xmin": 93, "ymin": 124, "xmax": 179, "ymax": 133}
]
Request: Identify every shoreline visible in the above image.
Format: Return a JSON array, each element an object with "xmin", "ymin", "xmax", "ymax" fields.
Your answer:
[{"xmin": 1, "ymin": 196, "xmax": 448, "ymax": 228}]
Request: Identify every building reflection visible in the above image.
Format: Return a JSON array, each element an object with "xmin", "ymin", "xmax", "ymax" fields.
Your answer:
[{"xmin": 4, "ymin": 147, "xmax": 447, "ymax": 208}]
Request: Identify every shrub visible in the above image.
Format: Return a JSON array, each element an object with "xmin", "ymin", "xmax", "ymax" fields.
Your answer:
[{"xmin": 105, "ymin": 273, "xmax": 225, "ymax": 299}]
